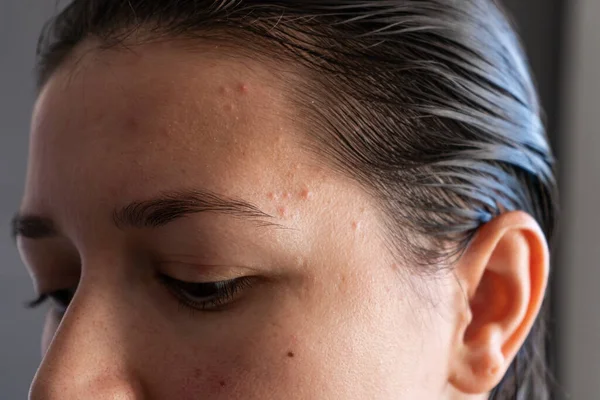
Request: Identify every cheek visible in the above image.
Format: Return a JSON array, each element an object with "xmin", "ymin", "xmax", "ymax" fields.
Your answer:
[
  {"xmin": 163, "ymin": 330, "xmax": 305, "ymax": 400},
  {"xmin": 150, "ymin": 292, "xmax": 377, "ymax": 400}
]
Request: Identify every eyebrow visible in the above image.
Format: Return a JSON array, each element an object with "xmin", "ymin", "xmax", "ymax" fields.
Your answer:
[
  {"xmin": 11, "ymin": 215, "xmax": 56, "ymax": 241},
  {"xmin": 12, "ymin": 189, "xmax": 277, "ymax": 240}
]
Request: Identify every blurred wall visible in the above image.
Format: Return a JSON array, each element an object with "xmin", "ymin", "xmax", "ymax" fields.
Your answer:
[
  {"xmin": 0, "ymin": 0, "xmax": 597, "ymax": 399},
  {"xmin": 558, "ymin": 0, "xmax": 600, "ymax": 397},
  {"xmin": 0, "ymin": 1, "xmax": 66, "ymax": 398}
]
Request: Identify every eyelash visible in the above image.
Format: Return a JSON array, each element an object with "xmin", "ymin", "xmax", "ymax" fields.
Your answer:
[
  {"xmin": 157, "ymin": 274, "xmax": 254, "ymax": 312},
  {"xmin": 25, "ymin": 289, "xmax": 72, "ymax": 315},
  {"xmin": 26, "ymin": 275, "xmax": 254, "ymax": 314}
]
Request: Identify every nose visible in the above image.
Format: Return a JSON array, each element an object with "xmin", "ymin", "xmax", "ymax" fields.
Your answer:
[{"xmin": 28, "ymin": 284, "xmax": 147, "ymax": 400}]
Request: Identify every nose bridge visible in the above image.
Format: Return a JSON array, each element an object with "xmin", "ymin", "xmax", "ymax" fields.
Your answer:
[{"xmin": 29, "ymin": 280, "xmax": 147, "ymax": 400}]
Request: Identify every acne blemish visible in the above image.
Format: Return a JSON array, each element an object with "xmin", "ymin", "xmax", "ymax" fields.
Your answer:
[
  {"xmin": 267, "ymin": 192, "xmax": 278, "ymax": 200},
  {"xmin": 277, "ymin": 206, "xmax": 287, "ymax": 217},
  {"xmin": 239, "ymin": 83, "xmax": 249, "ymax": 94},
  {"xmin": 299, "ymin": 188, "xmax": 312, "ymax": 200},
  {"xmin": 283, "ymin": 192, "xmax": 292, "ymax": 200},
  {"xmin": 224, "ymin": 103, "xmax": 233, "ymax": 112},
  {"xmin": 125, "ymin": 117, "xmax": 138, "ymax": 131},
  {"xmin": 287, "ymin": 351, "xmax": 295, "ymax": 358},
  {"xmin": 219, "ymin": 380, "xmax": 226, "ymax": 387},
  {"xmin": 219, "ymin": 86, "xmax": 229, "ymax": 95},
  {"xmin": 352, "ymin": 221, "xmax": 361, "ymax": 231}
]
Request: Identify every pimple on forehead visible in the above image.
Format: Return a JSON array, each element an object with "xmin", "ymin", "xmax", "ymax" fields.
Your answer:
[
  {"xmin": 218, "ymin": 82, "xmax": 250, "ymax": 96},
  {"xmin": 124, "ymin": 116, "xmax": 138, "ymax": 131},
  {"xmin": 265, "ymin": 185, "xmax": 313, "ymax": 203},
  {"xmin": 299, "ymin": 187, "xmax": 312, "ymax": 200},
  {"xmin": 218, "ymin": 82, "xmax": 251, "ymax": 112}
]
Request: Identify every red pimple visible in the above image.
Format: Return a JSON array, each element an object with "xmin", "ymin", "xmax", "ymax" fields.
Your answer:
[
  {"xmin": 352, "ymin": 221, "xmax": 361, "ymax": 231},
  {"xmin": 239, "ymin": 83, "xmax": 249, "ymax": 93},
  {"xmin": 267, "ymin": 192, "xmax": 276, "ymax": 200},
  {"xmin": 125, "ymin": 116, "xmax": 138, "ymax": 131},
  {"xmin": 299, "ymin": 188, "xmax": 312, "ymax": 200},
  {"xmin": 283, "ymin": 192, "xmax": 292, "ymax": 199},
  {"xmin": 277, "ymin": 207, "xmax": 287, "ymax": 217}
]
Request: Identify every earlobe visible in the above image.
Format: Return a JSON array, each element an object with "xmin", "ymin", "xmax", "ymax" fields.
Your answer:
[{"xmin": 448, "ymin": 211, "xmax": 549, "ymax": 395}]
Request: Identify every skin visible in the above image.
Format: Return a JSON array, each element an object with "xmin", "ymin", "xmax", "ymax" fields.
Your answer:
[{"xmin": 18, "ymin": 40, "xmax": 549, "ymax": 400}]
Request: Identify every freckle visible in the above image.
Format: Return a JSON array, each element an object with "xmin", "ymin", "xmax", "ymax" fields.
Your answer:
[
  {"xmin": 224, "ymin": 103, "xmax": 233, "ymax": 112},
  {"xmin": 300, "ymin": 188, "xmax": 312, "ymax": 200},
  {"xmin": 277, "ymin": 206, "xmax": 287, "ymax": 217},
  {"xmin": 219, "ymin": 86, "xmax": 228, "ymax": 95},
  {"xmin": 287, "ymin": 351, "xmax": 295, "ymax": 358}
]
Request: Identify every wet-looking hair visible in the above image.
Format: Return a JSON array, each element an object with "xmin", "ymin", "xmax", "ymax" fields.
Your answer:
[{"xmin": 35, "ymin": 1, "xmax": 558, "ymax": 398}]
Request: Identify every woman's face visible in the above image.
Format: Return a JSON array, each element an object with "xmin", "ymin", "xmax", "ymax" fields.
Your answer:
[{"xmin": 19, "ymin": 42, "xmax": 461, "ymax": 399}]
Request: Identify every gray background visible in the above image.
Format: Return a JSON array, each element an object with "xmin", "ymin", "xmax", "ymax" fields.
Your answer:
[
  {"xmin": 1, "ymin": 2, "xmax": 68, "ymax": 399},
  {"xmin": 1, "ymin": 0, "xmax": 598, "ymax": 398}
]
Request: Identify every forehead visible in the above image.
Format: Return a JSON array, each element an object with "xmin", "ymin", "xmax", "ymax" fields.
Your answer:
[{"xmin": 25, "ymin": 42, "xmax": 311, "ymax": 211}]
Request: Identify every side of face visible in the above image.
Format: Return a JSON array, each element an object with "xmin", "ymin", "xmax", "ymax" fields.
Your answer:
[{"xmin": 20, "ymin": 42, "xmax": 460, "ymax": 399}]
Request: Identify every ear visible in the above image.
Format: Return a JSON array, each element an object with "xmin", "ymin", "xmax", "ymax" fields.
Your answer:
[{"xmin": 447, "ymin": 211, "xmax": 549, "ymax": 394}]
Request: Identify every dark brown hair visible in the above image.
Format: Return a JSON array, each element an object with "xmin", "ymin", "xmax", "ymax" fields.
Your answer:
[{"xmin": 35, "ymin": 1, "xmax": 558, "ymax": 398}]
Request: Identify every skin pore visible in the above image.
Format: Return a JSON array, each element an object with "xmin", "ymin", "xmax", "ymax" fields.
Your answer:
[{"xmin": 17, "ymin": 40, "xmax": 549, "ymax": 400}]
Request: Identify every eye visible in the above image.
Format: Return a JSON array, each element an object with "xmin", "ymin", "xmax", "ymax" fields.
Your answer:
[
  {"xmin": 25, "ymin": 288, "xmax": 75, "ymax": 315},
  {"xmin": 157, "ymin": 274, "xmax": 255, "ymax": 312}
]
